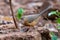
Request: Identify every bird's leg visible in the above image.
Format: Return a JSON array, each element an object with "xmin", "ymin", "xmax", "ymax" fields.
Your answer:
[{"xmin": 27, "ymin": 27, "xmax": 33, "ymax": 32}]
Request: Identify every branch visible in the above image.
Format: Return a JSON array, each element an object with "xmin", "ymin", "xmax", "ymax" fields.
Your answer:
[{"xmin": 9, "ymin": 0, "xmax": 18, "ymax": 28}]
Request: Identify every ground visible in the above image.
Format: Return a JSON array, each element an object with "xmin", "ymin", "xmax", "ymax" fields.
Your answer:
[{"xmin": 0, "ymin": 0, "xmax": 60, "ymax": 40}]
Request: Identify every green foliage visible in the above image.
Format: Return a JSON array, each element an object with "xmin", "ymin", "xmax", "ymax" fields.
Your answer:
[
  {"xmin": 57, "ymin": 12, "xmax": 60, "ymax": 16},
  {"xmin": 17, "ymin": 8, "xmax": 24, "ymax": 20},
  {"xmin": 48, "ymin": 10, "xmax": 60, "ymax": 30},
  {"xmin": 50, "ymin": 32, "xmax": 55, "ymax": 36},
  {"xmin": 50, "ymin": 32, "xmax": 57, "ymax": 40},
  {"xmin": 48, "ymin": 11, "xmax": 60, "ymax": 23},
  {"xmin": 48, "ymin": 11, "xmax": 57, "ymax": 16},
  {"xmin": 56, "ymin": 18, "xmax": 60, "ymax": 23}
]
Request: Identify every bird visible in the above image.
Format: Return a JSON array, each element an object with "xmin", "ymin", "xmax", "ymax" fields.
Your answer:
[
  {"xmin": 22, "ymin": 14, "xmax": 40, "ymax": 26},
  {"xmin": 21, "ymin": 2, "xmax": 52, "ymax": 26},
  {"xmin": 16, "ymin": 1, "xmax": 52, "ymax": 26}
]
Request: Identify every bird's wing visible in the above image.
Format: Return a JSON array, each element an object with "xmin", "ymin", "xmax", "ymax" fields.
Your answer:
[{"xmin": 21, "ymin": 14, "xmax": 40, "ymax": 22}]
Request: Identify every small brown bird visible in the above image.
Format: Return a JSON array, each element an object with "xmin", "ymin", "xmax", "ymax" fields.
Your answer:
[
  {"xmin": 21, "ymin": 2, "xmax": 52, "ymax": 26},
  {"xmin": 23, "ymin": 14, "xmax": 41, "ymax": 26}
]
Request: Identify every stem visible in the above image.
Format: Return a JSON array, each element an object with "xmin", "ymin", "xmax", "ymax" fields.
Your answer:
[
  {"xmin": 55, "ymin": 14, "xmax": 60, "ymax": 18},
  {"xmin": 9, "ymin": 0, "xmax": 18, "ymax": 28},
  {"xmin": 55, "ymin": 10, "xmax": 60, "ymax": 18}
]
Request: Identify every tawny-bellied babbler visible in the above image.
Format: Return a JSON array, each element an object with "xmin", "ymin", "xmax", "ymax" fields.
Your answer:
[
  {"xmin": 17, "ymin": 2, "xmax": 51, "ymax": 26},
  {"xmin": 17, "ymin": 1, "xmax": 52, "ymax": 26}
]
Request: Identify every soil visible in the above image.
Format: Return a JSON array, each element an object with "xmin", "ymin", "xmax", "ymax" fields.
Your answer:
[{"xmin": 0, "ymin": 0, "xmax": 60, "ymax": 40}]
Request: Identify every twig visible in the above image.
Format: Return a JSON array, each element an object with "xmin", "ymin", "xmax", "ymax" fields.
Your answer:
[{"xmin": 9, "ymin": 0, "xmax": 18, "ymax": 28}]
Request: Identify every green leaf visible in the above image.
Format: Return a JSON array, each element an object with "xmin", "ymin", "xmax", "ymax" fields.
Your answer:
[
  {"xmin": 51, "ymin": 35, "xmax": 57, "ymax": 40},
  {"xmin": 17, "ymin": 8, "xmax": 24, "ymax": 14},
  {"xmin": 57, "ymin": 12, "xmax": 60, "ymax": 16},
  {"xmin": 17, "ymin": 8, "xmax": 24, "ymax": 20},
  {"xmin": 50, "ymin": 32, "xmax": 57, "ymax": 40},
  {"xmin": 17, "ymin": 13, "xmax": 22, "ymax": 20},
  {"xmin": 56, "ymin": 18, "xmax": 60, "ymax": 23},
  {"xmin": 48, "ymin": 11, "xmax": 57, "ymax": 16},
  {"xmin": 50, "ymin": 32, "xmax": 55, "ymax": 36}
]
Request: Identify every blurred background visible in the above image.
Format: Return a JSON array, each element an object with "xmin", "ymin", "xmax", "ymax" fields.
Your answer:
[{"xmin": 0, "ymin": 0, "xmax": 60, "ymax": 40}]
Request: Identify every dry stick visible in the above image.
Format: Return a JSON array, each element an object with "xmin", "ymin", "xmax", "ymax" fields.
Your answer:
[{"xmin": 9, "ymin": 0, "xmax": 18, "ymax": 28}]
